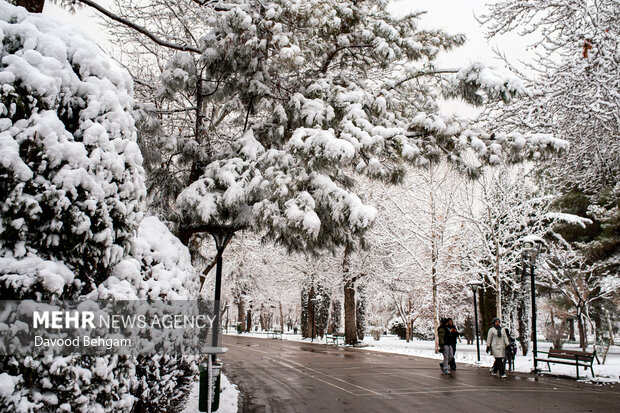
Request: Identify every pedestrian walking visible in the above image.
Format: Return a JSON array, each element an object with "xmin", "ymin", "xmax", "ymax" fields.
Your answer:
[
  {"xmin": 504, "ymin": 329, "xmax": 518, "ymax": 372},
  {"xmin": 446, "ymin": 318, "xmax": 462, "ymax": 370},
  {"xmin": 486, "ymin": 318, "xmax": 510, "ymax": 378},
  {"xmin": 437, "ymin": 318, "xmax": 453, "ymax": 374}
]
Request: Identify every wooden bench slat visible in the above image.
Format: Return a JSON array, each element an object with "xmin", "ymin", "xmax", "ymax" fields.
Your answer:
[
  {"xmin": 550, "ymin": 349, "xmax": 590, "ymax": 355},
  {"xmin": 549, "ymin": 354, "xmax": 593, "ymax": 361},
  {"xmin": 536, "ymin": 358, "xmax": 590, "ymax": 367}
]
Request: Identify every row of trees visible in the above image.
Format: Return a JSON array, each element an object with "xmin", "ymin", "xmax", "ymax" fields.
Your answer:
[
  {"xmin": 474, "ymin": 0, "xmax": 619, "ymax": 352},
  {"xmin": 63, "ymin": 0, "xmax": 566, "ymax": 350}
]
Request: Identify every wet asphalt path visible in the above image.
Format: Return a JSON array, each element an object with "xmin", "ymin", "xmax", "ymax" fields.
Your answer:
[{"xmin": 221, "ymin": 335, "xmax": 619, "ymax": 413}]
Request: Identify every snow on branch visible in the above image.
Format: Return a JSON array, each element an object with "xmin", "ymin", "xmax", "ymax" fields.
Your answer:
[
  {"xmin": 544, "ymin": 212, "xmax": 593, "ymax": 229},
  {"xmin": 450, "ymin": 62, "xmax": 528, "ymax": 106},
  {"xmin": 76, "ymin": 0, "xmax": 203, "ymax": 53}
]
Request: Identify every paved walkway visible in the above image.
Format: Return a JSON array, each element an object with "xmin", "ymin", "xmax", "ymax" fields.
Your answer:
[{"xmin": 222, "ymin": 335, "xmax": 619, "ymax": 413}]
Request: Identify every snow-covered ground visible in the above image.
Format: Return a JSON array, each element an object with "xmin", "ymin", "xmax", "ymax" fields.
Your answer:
[
  {"xmin": 182, "ymin": 372, "xmax": 239, "ymax": 413},
  {"xmin": 228, "ymin": 331, "xmax": 620, "ymax": 384}
]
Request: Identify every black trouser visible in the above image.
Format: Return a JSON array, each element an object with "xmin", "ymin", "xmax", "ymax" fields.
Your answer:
[
  {"xmin": 504, "ymin": 351, "xmax": 514, "ymax": 371},
  {"xmin": 492, "ymin": 357, "xmax": 505, "ymax": 375},
  {"xmin": 449, "ymin": 345, "xmax": 457, "ymax": 369}
]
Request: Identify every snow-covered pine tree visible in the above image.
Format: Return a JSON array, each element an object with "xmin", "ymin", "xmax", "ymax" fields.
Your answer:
[
  {"xmin": 74, "ymin": 0, "xmax": 568, "ymax": 256},
  {"xmin": 300, "ymin": 283, "xmax": 309, "ymax": 338},
  {"xmin": 314, "ymin": 282, "xmax": 331, "ymax": 339},
  {"xmin": 330, "ymin": 298, "xmax": 342, "ymax": 333}
]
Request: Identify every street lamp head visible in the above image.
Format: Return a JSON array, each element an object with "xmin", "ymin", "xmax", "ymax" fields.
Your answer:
[
  {"xmin": 467, "ymin": 280, "xmax": 483, "ymax": 292},
  {"xmin": 520, "ymin": 235, "xmax": 546, "ymax": 263}
]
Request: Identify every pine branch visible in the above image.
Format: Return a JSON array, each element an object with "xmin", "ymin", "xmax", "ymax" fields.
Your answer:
[
  {"xmin": 388, "ymin": 69, "xmax": 459, "ymax": 90},
  {"xmin": 76, "ymin": 0, "xmax": 203, "ymax": 54}
]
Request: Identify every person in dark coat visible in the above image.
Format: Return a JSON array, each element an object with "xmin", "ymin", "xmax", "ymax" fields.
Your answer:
[
  {"xmin": 446, "ymin": 318, "xmax": 462, "ymax": 370},
  {"xmin": 437, "ymin": 318, "xmax": 452, "ymax": 374},
  {"xmin": 504, "ymin": 329, "xmax": 518, "ymax": 371}
]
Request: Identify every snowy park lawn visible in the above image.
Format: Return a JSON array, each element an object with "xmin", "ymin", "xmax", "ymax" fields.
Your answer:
[
  {"xmin": 359, "ymin": 335, "xmax": 620, "ymax": 384},
  {"xmin": 229, "ymin": 332, "xmax": 620, "ymax": 384},
  {"xmin": 182, "ymin": 373, "xmax": 239, "ymax": 413}
]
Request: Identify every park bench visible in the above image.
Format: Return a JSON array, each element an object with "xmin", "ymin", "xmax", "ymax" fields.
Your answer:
[
  {"xmin": 535, "ymin": 348, "xmax": 598, "ymax": 379},
  {"xmin": 325, "ymin": 333, "xmax": 345, "ymax": 345},
  {"xmin": 265, "ymin": 330, "xmax": 282, "ymax": 339}
]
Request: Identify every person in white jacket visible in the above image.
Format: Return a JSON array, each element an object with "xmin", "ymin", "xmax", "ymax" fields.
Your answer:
[{"xmin": 486, "ymin": 317, "xmax": 510, "ymax": 378}]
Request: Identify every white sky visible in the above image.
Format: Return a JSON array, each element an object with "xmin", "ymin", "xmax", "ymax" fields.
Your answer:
[{"xmin": 43, "ymin": 0, "xmax": 531, "ymax": 118}]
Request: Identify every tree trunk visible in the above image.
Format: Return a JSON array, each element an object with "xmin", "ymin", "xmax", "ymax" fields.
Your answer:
[
  {"xmin": 431, "ymin": 239, "xmax": 439, "ymax": 352},
  {"xmin": 577, "ymin": 312, "xmax": 587, "ymax": 351},
  {"xmin": 326, "ymin": 312, "xmax": 333, "ymax": 334},
  {"xmin": 568, "ymin": 318, "xmax": 576, "ymax": 341},
  {"xmin": 516, "ymin": 265, "xmax": 530, "ymax": 355},
  {"xmin": 406, "ymin": 319, "xmax": 414, "ymax": 342},
  {"xmin": 494, "ymin": 236, "xmax": 502, "ymax": 320},
  {"xmin": 279, "ymin": 302, "xmax": 284, "ymax": 333},
  {"xmin": 480, "ymin": 287, "xmax": 497, "ymax": 342},
  {"xmin": 602, "ymin": 311, "xmax": 614, "ymax": 364},
  {"xmin": 405, "ymin": 299, "xmax": 413, "ymax": 342},
  {"xmin": 246, "ymin": 309, "xmax": 252, "ymax": 332},
  {"xmin": 237, "ymin": 300, "xmax": 245, "ymax": 332},
  {"xmin": 344, "ymin": 279, "xmax": 356, "ymax": 344},
  {"xmin": 343, "ymin": 246, "xmax": 357, "ymax": 345},
  {"xmin": 14, "ymin": 0, "xmax": 45, "ymax": 13}
]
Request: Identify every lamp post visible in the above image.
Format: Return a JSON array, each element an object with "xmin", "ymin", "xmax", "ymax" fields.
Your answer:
[
  {"xmin": 225, "ymin": 303, "xmax": 230, "ymax": 334},
  {"xmin": 467, "ymin": 280, "xmax": 483, "ymax": 362},
  {"xmin": 210, "ymin": 229, "xmax": 234, "ymax": 358},
  {"xmin": 521, "ymin": 236, "xmax": 545, "ymax": 374}
]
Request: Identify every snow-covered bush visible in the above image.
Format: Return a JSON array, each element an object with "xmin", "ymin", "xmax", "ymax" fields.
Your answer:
[
  {"xmin": 0, "ymin": 3, "xmax": 198, "ymax": 411},
  {"xmin": 389, "ymin": 320, "xmax": 407, "ymax": 340},
  {"xmin": 0, "ymin": 1, "xmax": 145, "ymax": 299},
  {"xmin": 369, "ymin": 328, "xmax": 383, "ymax": 341}
]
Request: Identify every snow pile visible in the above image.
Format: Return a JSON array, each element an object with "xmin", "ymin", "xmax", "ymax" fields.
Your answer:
[{"xmin": 181, "ymin": 372, "xmax": 239, "ymax": 413}]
